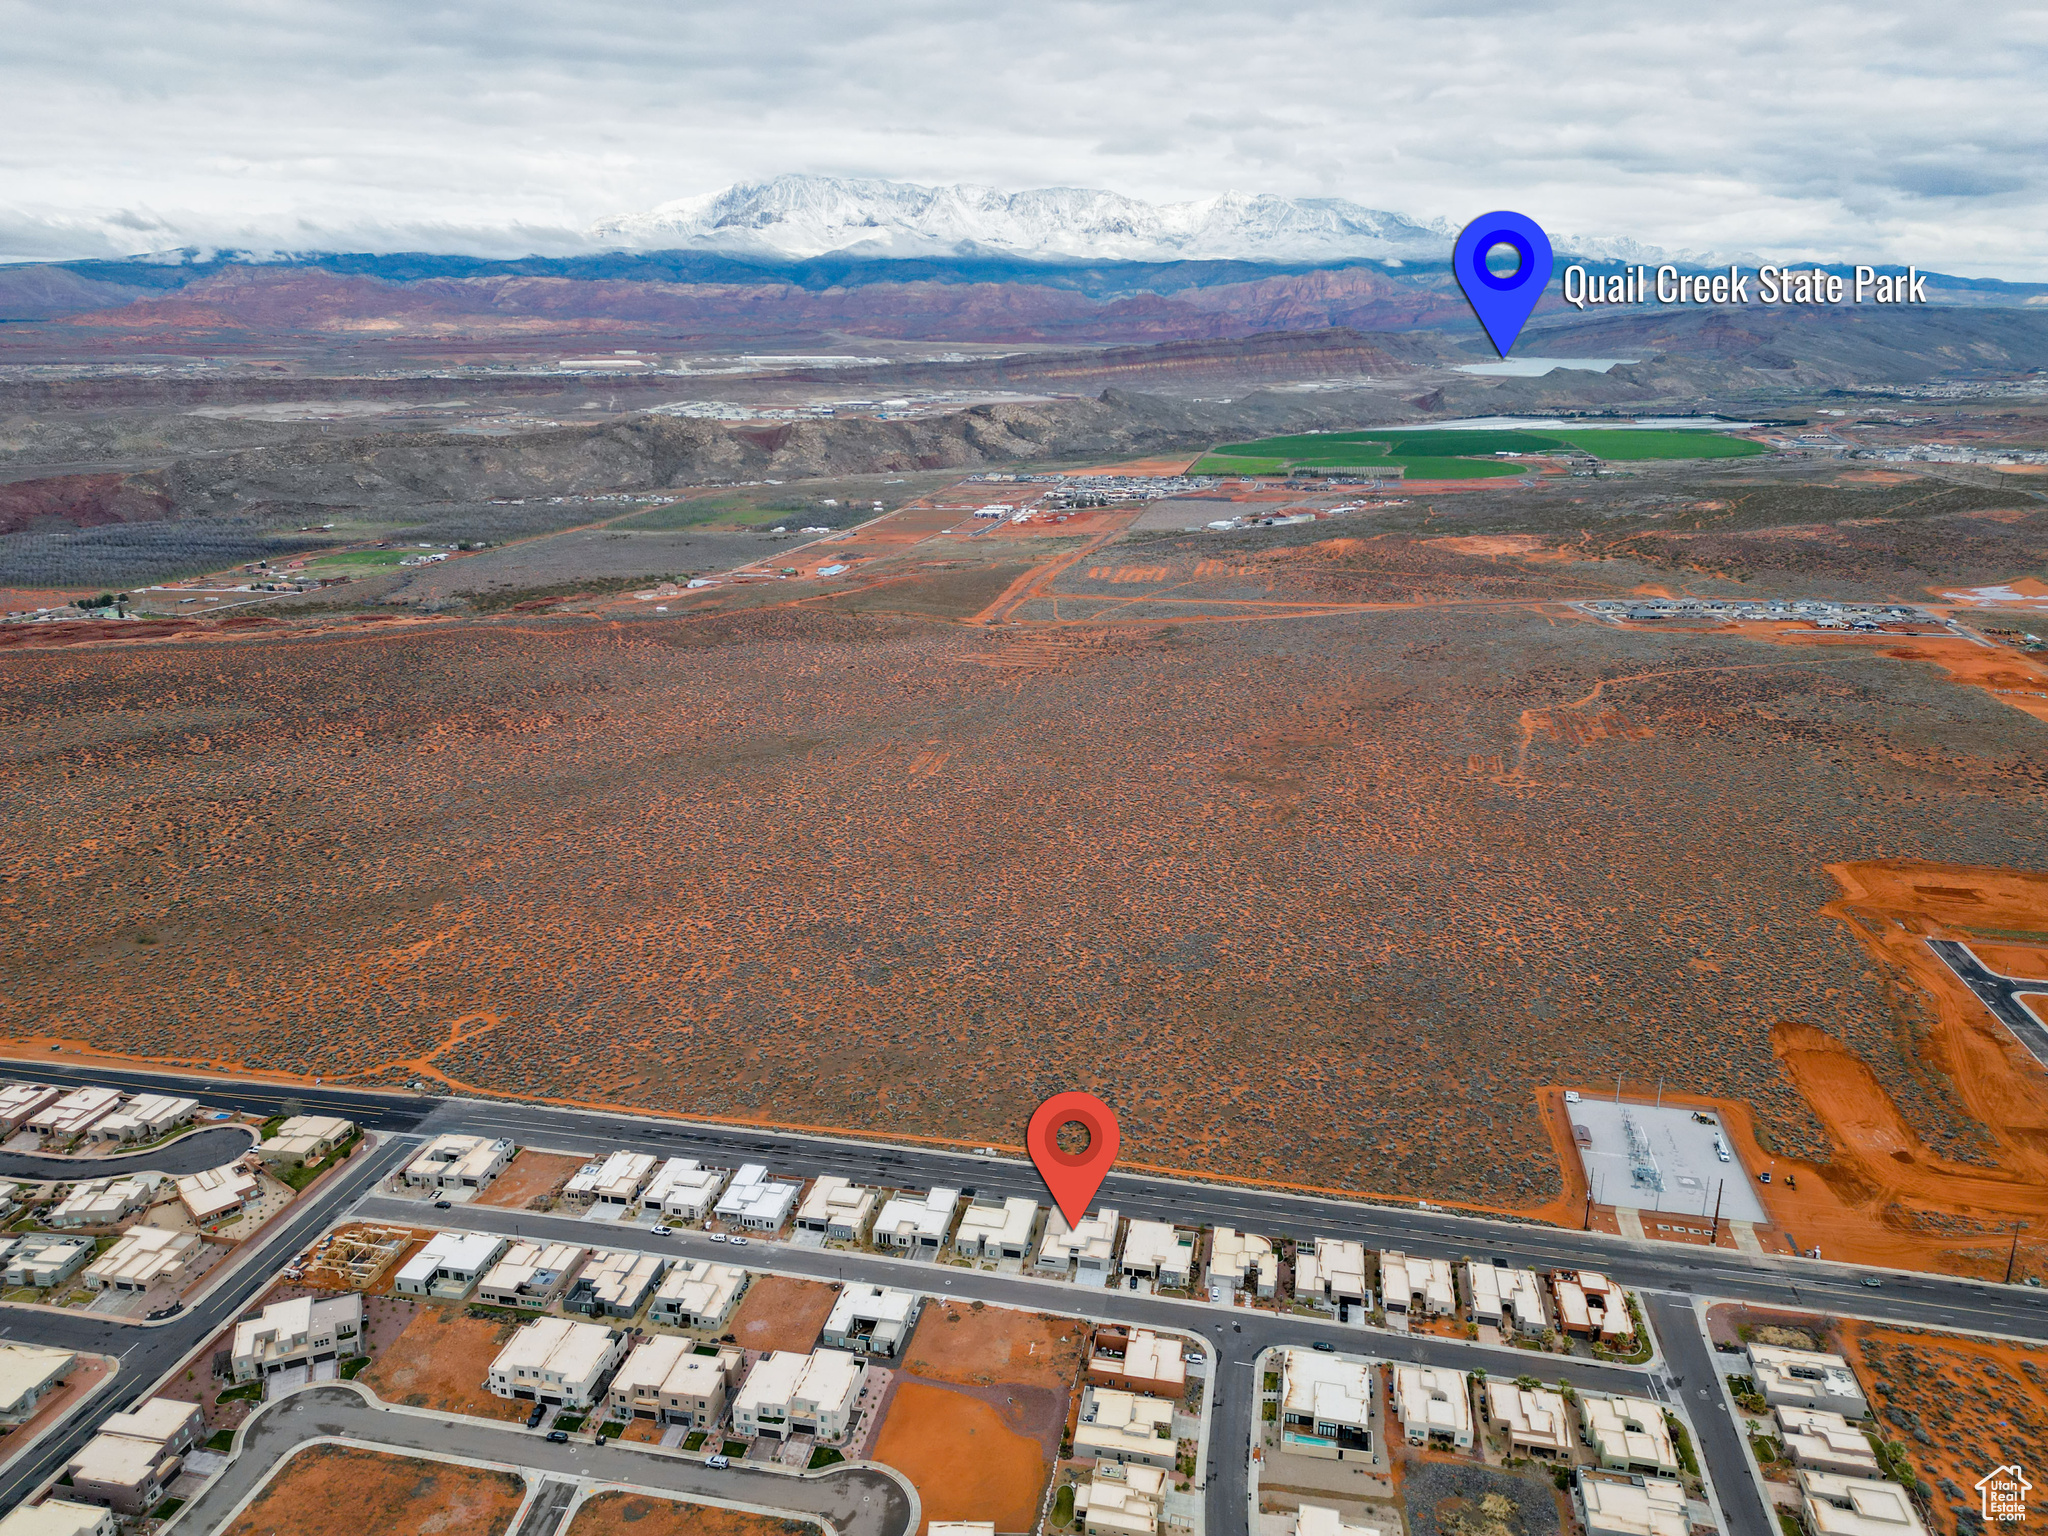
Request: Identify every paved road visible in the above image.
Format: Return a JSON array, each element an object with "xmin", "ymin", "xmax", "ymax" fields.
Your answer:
[
  {"xmin": 1928, "ymin": 939, "xmax": 2048, "ymax": 1068},
  {"xmin": 165, "ymin": 1386, "xmax": 918, "ymax": 1536},
  {"xmin": 513, "ymin": 1478, "xmax": 578, "ymax": 1536},
  {"xmin": 0, "ymin": 1136, "xmax": 416, "ymax": 1514},
  {"xmin": 0, "ymin": 1125, "xmax": 255, "ymax": 1182},
  {"xmin": 1646, "ymin": 1294, "xmax": 1771, "ymax": 1536},
  {"xmin": 0, "ymin": 1061, "xmax": 434, "ymax": 1134}
]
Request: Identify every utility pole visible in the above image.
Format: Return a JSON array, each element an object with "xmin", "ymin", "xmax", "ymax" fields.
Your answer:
[
  {"xmin": 1656, "ymin": 1077, "xmax": 1664, "ymax": 1110},
  {"xmin": 1709, "ymin": 1181, "xmax": 1723, "ymax": 1246},
  {"xmin": 2006, "ymin": 1222, "xmax": 2027, "ymax": 1285}
]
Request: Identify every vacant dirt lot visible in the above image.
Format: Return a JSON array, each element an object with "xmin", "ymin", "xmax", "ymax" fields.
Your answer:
[
  {"xmin": 903, "ymin": 1302, "xmax": 1084, "ymax": 1391},
  {"xmin": 567, "ymin": 1493, "xmax": 818, "ymax": 1536},
  {"xmin": 223, "ymin": 1445, "xmax": 524, "ymax": 1536},
  {"xmin": 872, "ymin": 1379, "xmax": 1051, "ymax": 1535},
  {"xmin": 360, "ymin": 1305, "xmax": 527, "ymax": 1421},
  {"xmin": 478, "ymin": 1149, "xmax": 585, "ymax": 1208},
  {"xmin": 728, "ymin": 1275, "xmax": 838, "ymax": 1354}
]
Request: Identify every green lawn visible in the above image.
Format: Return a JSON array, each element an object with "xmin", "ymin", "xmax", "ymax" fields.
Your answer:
[
  {"xmin": 614, "ymin": 496, "xmax": 804, "ymax": 531},
  {"xmin": 1197, "ymin": 425, "xmax": 1766, "ymax": 477}
]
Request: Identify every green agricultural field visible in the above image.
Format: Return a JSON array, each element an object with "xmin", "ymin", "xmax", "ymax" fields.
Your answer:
[
  {"xmin": 1196, "ymin": 425, "xmax": 1766, "ymax": 477},
  {"xmin": 1381, "ymin": 457, "xmax": 1523, "ymax": 479},
  {"xmin": 302, "ymin": 549, "xmax": 421, "ymax": 569},
  {"xmin": 1552, "ymin": 430, "xmax": 1769, "ymax": 461},
  {"xmin": 614, "ymin": 496, "xmax": 796, "ymax": 531}
]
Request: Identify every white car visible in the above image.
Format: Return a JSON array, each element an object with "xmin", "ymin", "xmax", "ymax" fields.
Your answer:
[
  {"xmin": 708, "ymin": 1233, "xmax": 727, "ymax": 1243},
  {"xmin": 651, "ymin": 1224, "xmax": 674, "ymax": 1236},
  {"xmin": 730, "ymin": 1235, "xmax": 749, "ymax": 1245},
  {"xmin": 1564, "ymin": 1091, "xmax": 1581, "ymax": 1104}
]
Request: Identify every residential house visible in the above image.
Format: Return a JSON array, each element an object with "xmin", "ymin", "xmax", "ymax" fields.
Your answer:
[
  {"xmin": 1577, "ymin": 1471, "xmax": 1690, "ymax": 1536},
  {"xmin": 1799, "ymin": 1470, "xmax": 1929, "ymax": 1536},
  {"xmin": 231, "ymin": 1294, "xmax": 363, "ymax": 1381},
  {"xmin": 392, "ymin": 1231, "xmax": 509, "ymax": 1300},
  {"xmin": 1776, "ymin": 1408, "xmax": 1881, "ymax": 1477},
  {"xmin": 97, "ymin": 1399, "xmax": 200, "ymax": 1459},
  {"xmin": 475, "ymin": 1241, "xmax": 586, "ymax": 1309},
  {"xmin": 607, "ymin": 1335, "xmax": 744, "ymax": 1427},
  {"xmin": 1294, "ymin": 1508, "xmax": 1385, "ymax": 1536},
  {"xmin": 648, "ymin": 1258, "xmax": 748, "ymax": 1330},
  {"xmin": 795, "ymin": 1176, "xmax": 879, "ymax": 1240},
  {"xmin": 1749, "ymin": 1345, "xmax": 1871, "ymax": 1420},
  {"xmin": 1120, "ymin": 1220, "xmax": 1197, "ymax": 1289},
  {"xmin": 1465, "ymin": 1262, "xmax": 1547, "ymax": 1334},
  {"xmin": 1486, "ymin": 1381, "xmax": 1573, "ymax": 1458},
  {"xmin": 564, "ymin": 1249, "xmax": 665, "ymax": 1318},
  {"xmin": 1087, "ymin": 1327, "xmax": 1187, "ymax": 1399},
  {"xmin": 641, "ymin": 1159, "xmax": 729, "ymax": 1223},
  {"xmin": 174, "ymin": 1165, "xmax": 260, "ymax": 1226},
  {"xmin": 713, "ymin": 1164, "xmax": 800, "ymax": 1231},
  {"xmin": 258, "ymin": 1115, "xmax": 355, "ymax": 1166},
  {"xmin": 0, "ymin": 1499, "xmax": 115, "ymax": 1536},
  {"xmin": 0, "ymin": 1084, "xmax": 61, "ymax": 1136},
  {"xmin": 1074, "ymin": 1387, "xmax": 1176, "ymax": 1469},
  {"xmin": 84, "ymin": 1228, "xmax": 200, "ymax": 1293},
  {"xmin": 730, "ymin": 1349, "xmax": 866, "ymax": 1443},
  {"xmin": 821, "ymin": 1285, "xmax": 921, "ymax": 1358},
  {"xmin": 1380, "ymin": 1252, "xmax": 1455, "ymax": 1324},
  {"xmin": 89, "ymin": 1096, "xmax": 197, "ymax": 1144},
  {"xmin": 4, "ymin": 1235, "xmax": 94, "ymax": 1288},
  {"xmin": 1391, "ymin": 1365, "xmax": 1473, "ymax": 1449},
  {"xmin": 1037, "ymin": 1207, "xmax": 1120, "ymax": 1282},
  {"xmin": 1207, "ymin": 1229, "xmax": 1277, "ymax": 1299},
  {"xmin": 62, "ymin": 1433, "xmax": 182, "ymax": 1518},
  {"xmin": 1074, "ymin": 1460, "xmax": 1168, "ymax": 1536},
  {"xmin": 0, "ymin": 1344, "xmax": 75, "ymax": 1422},
  {"xmin": 487, "ymin": 1316, "xmax": 629, "ymax": 1409},
  {"xmin": 871, "ymin": 1186, "xmax": 960, "ymax": 1252},
  {"xmin": 1277, "ymin": 1346, "xmax": 1374, "ymax": 1462},
  {"xmin": 1583, "ymin": 1394, "xmax": 1679, "ymax": 1476},
  {"xmin": 1552, "ymin": 1271, "xmax": 1634, "ymax": 1343},
  {"xmin": 400, "ymin": 1134, "xmax": 512, "ymax": 1193},
  {"xmin": 27, "ymin": 1088, "xmax": 122, "ymax": 1140},
  {"xmin": 1295, "ymin": 1238, "xmax": 1370, "ymax": 1311},
  {"xmin": 953, "ymin": 1195, "xmax": 1039, "ymax": 1260},
  {"xmin": 564, "ymin": 1151, "xmax": 657, "ymax": 1207},
  {"xmin": 49, "ymin": 1176, "xmax": 155, "ymax": 1228}
]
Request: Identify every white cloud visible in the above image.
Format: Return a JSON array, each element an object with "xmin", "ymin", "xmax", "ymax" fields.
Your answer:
[{"xmin": 0, "ymin": 0, "xmax": 2043, "ymax": 274}]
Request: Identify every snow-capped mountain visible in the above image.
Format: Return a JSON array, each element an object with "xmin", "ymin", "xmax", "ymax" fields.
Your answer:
[{"xmin": 590, "ymin": 175, "xmax": 1465, "ymax": 264}]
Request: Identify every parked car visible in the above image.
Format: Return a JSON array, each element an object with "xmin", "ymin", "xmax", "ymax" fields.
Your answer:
[
  {"xmin": 526, "ymin": 1404, "xmax": 546, "ymax": 1428},
  {"xmin": 1127, "ymin": 1274, "xmax": 1139, "ymax": 1290},
  {"xmin": 434, "ymin": 1199, "xmax": 453, "ymax": 1209},
  {"xmin": 1312, "ymin": 1340, "xmax": 1335, "ymax": 1352},
  {"xmin": 546, "ymin": 1430, "xmax": 569, "ymax": 1443},
  {"xmin": 708, "ymin": 1233, "xmax": 727, "ymax": 1243},
  {"xmin": 730, "ymin": 1235, "xmax": 749, "ymax": 1245},
  {"xmin": 1564, "ymin": 1090, "xmax": 1581, "ymax": 1104},
  {"xmin": 651, "ymin": 1225, "xmax": 674, "ymax": 1236},
  {"xmin": 707, "ymin": 1454, "xmax": 731, "ymax": 1469}
]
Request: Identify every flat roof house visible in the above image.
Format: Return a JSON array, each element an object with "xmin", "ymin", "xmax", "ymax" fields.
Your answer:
[
  {"xmin": 1750, "ymin": 1345, "xmax": 1871, "ymax": 1420},
  {"xmin": 565, "ymin": 1250, "xmax": 665, "ymax": 1319},
  {"xmin": 796, "ymin": 1176, "xmax": 879, "ymax": 1240},
  {"xmin": 89, "ymin": 1095, "xmax": 198, "ymax": 1144},
  {"xmin": 1278, "ymin": 1347, "xmax": 1374, "ymax": 1462},
  {"xmin": 1087, "ymin": 1327, "xmax": 1187, "ymax": 1399},
  {"xmin": 392, "ymin": 1231, "xmax": 509, "ymax": 1300},
  {"xmin": 565, "ymin": 1151, "xmax": 658, "ymax": 1206},
  {"xmin": 1075, "ymin": 1462, "xmax": 1167, "ymax": 1536},
  {"xmin": 1578, "ymin": 1471, "xmax": 1690, "ymax": 1536},
  {"xmin": 714, "ymin": 1164, "xmax": 800, "ymax": 1231},
  {"xmin": 1776, "ymin": 1407, "xmax": 1881, "ymax": 1477},
  {"xmin": 1120, "ymin": 1220, "xmax": 1197, "ymax": 1289},
  {"xmin": 1295, "ymin": 1238, "xmax": 1369, "ymax": 1309},
  {"xmin": 1207, "ymin": 1229, "xmax": 1277, "ymax": 1299},
  {"xmin": 1037, "ymin": 1206, "xmax": 1120, "ymax": 1282},
  {"xmin": 1465, "ymin": 1262, "xmax": 1547, "ymax": 1334},
  {"xmin": 1552, "ymin": 1271, "xmax": 1633, "ymax": 1342},
  {"xmin": 1583, "ymin": 1394, "xmax": 1679, "ymax": 1476},
  {"xmin": 28, "ymin": 1088, "xmax": 122, "ymax": 1139},
  {"xmin": 401, "ymin": 1134, "xmax": 512, "ymax": 1193},
  {"xmin": 821, "ymin": 1285, "xmax": 921, "ymax": 1358},
  {"xmin": 1487, "ymin": 1382, "xmax": 1573, "ymax": 1459},
  {"xmin": 953, "ymin": 1195, "xmax": 1040, "ymax": 1260},
  {"xmin": 649, "ymin": 1258, "xmax": 748, "ymax": 1330},
  {"xmin": 0, "ymin": 1084, "xmax": 62, "ymax": 1136},
  {"xmin": 258, "ymin": 1115, "xmax": 355, "ymax": 1165},
  {"xmin": 1391, "ymin": 1365, "xmax": 1473, "ymax": 1449},
  {"xmin": 475, "ymin": 1241, "xmax": 587, "ymax": 1310},
  {"xmin": 49, "ymin": 1176, "xmax": 156, "ymax": 1228},
  {"xmin": 98, "ymin": 1398, "xmax": 200, "ymax": 1459},
  {"xmin": 0, "ymin": 1500, "xmax": 116, "ymax": 1536},
  {"xmin": 1075, "ymin": 1386, "xmax": 1176, "ymax": 1469},
  {"xmin": 872, "ymin": 1186, "xmax": 960, "ymax": 1251},
  {"xmin": 1799, "ymin": 1470, "xmax": 1928, "ymax": 1536},
  {"xmin": 63, "ymin": 1432, "xmax": 182, "ymax": 1518},
  {"xmin": 5, "ymin": 1235, "xmax": 94, "ymax": 1289},
  {"xmin": 487, "ymin": 1316, "xmax": 629, "ymax": 1409},
  {"xmin": 231, "ymin": 1294, "xmax": 363, "ymax": 1381},
  {"xmin": 607, "ymin": 1335, "xmax": 744, "ymax": 1427},
  {"xmin": 174, "ymin": 1165, "xmax": 260, "ymax": 1226},
  {"xmin": 84, "ymin": 1227, "xmax": 200, "ymax": 1293},
  {"xmin": 731, "ymin": 1349, "xmax": 867, "ymax": 1443},
  {"xmin": 0, "ymin": 1344, "xmax": 75, "ymax": 1423},
  {"xmin": 642, "ymin": 1159, "xmax": 730, "ymax": 1222},
  {"xmin": 1380, "ymin": 1252, "xmax": 1455, "ymax": 1322}
]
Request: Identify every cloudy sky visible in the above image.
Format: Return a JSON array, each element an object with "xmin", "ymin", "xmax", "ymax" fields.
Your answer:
[{"xmin": 3, "ymin": 0, "xmax": 2044, "ymax": 274}]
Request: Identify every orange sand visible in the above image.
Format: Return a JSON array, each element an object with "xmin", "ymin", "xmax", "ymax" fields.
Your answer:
[
  {"xmin": 728, "ymin": 1275, "xmax": 838, "ymax": 1353},
  {"xmin": 359, "ymin": 1306, "xmax": 527, "ymax": 1420},
  {"xmin": 223, "ymin": 1445, "xmax": 524, "ymax": 1536},
  {"xmin": 567, "ymin": 1493, "xmax": 818, "ymax": 1536},
  {"xmin": 871, "ymin": 1380, "xmax": 1051, "ymax": 1535},
  {"xmin": 476, "ymin": 1149, "xmax": 585, "ymax": 1208},
  {"xmin": 903, "ymin": 1303, "xmax": 1084, "ymax": 1392}
]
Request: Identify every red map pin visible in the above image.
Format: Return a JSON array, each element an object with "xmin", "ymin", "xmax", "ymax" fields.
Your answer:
[{"xmin": 1027, "ymin": 1091, "xmax": 1120, "ymax": 1228}]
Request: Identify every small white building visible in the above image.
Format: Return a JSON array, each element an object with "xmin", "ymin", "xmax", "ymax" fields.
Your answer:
[
  {"xmin": 1295, "ymin": 1238, "xmax": 1369, "ymax": 1309},
  {"xmin": 392, "ymin": 1231, "xmax": 509, "ymax": 1299},
  {"xmin": 1578, "ymin": 1471, "xmax": 1690, "ymax": 1536},
  {"xmin": 84, "ymin": 1228, "xmax": 200, "ymax": 1293},
  {"xmin": 487, "ymin": 1316, "xmax": 629, "ymax": 1409},
  {"xmin": 1749, "ymin": 1345, "xmax": 1871, "ymax": 1420},
  {"xmin": 49, "ymin": 1177, "xmax": 155, "ymax": 1228},
  {"xmin": 821, "ymin": 1285, "xmax": 921, "ymax": 1357},
  {"xmin": 1294, "ymin": 1507, "xmax": 1385, "ymax": 1536},
  {"xmin": 1583, "ymin": 1394, "xmax": 1679, "ymax": 1476},
  {"xmin": 1391, "ymin": 1365, "xmax": 1473, "ymax": 1449},
  {"xmin": 0, "ymin": 1501, "xmax": 116, "ymax": 1536},
  {"xmin": 5, "ymin": 1235, "xmax": 95, "ymax": 1288},
  {"xmin": 608, "ymin": 1335, "xmax": 743, "ymax": 1427},
  {"xmin": 713, "ymin": 1164, "xmax": 800, "ymax": 1231},
  {"xmin": 1207, "ymin": 1228, "xmax": 1277, "ymax": 1298},
  {"xmin": 1777, "ymin": 1407, "xmax": 1881, "ymax": 1477},
  {"xmin": 650, "ymin": 1257, "xmax": 749, "ymax": 1329},
  {"xmin": 1075, "ymin": 1387, "xmax": 1176, "ymax": 1469},
  {"xmin": 1120, "ymin": 1220, "xmax": 1197, "ymax": 1288},
  {"xmin": 564, "ymin": 1151, "xmax": 658, "ymax": 1206},
  {"xmin": 1074, "ymin": 1462, "xmax": 1167, "ymax": 1536},
  {"xmin": 0, "ymin": 1344, "xmax": 75, "ymax": 1422},
  {"xmin": 1465, "ymin": 1261, "xmax": 1546, "ymax": 1334},
  {"xmin": 89, "ymin": 1095, "xmax": 198, "ymax": 1144},
  {"xmin": 1037, "ymin": 1206, "xmax": 1120, "ymax": 1281},
  {"xmin": 796, "ymin": 1176, "xmax": 879, "ymax": 1239},
  {"xmin": 259, "ymin": 1115, "xmax": 355, "ymax": 1165},
  {"xmin": 731, "ymin": 1348, "xmax": 867, "ymax": 1443},
  {"xmin": 0, "ymin": 1084, "xmax": 62, "ymax": 1136},
  {"xmin": 28, "ymin": 1088, "xmax": 122, "ymax": 1139},
  {"xmin": 1380, "ymin": 1252, "xmax": 1455, "ymax": 1321},
  {"xmin": 1277, "ymin": 1346, "xmax": 1374, "ymax": 1462},
  {"xmin": 1799, "ymin": 1470, "xmax": 1928, "ymax": 1536},
  {"xmin": 565, "ymin": 1249, "xmax": 666, "ymax": 1318},
  {"xmin": 231, "ymin": 1294, "xmax": 363, "ymax": 1381},
  {"xmin": 1487, "ymin": 1381, "xmax": 1573, "ymax": 1459},
  {"xmin": 401, "ymin": 1134, "xmax": 512, "ymax": 1193},
  {"xmin": 871, "ymin": 1186, "xmax": 960, "ymax": 1251},
  {"xmin": 475, "ymin": 1241, "xmax": 587, "ymax": 1309},
  {"xmin": 1552, "ymin": 1270, "xmax": 1633, "ymax": 1342},
  {"xmin": 953, "ymin": 1195, "xmax": 1040, "ymax": 1260},
  {"xmin": 641, "ymin": 1158, "xmax": 729, "ymax": 1222},
  {"xmin": 174, "ymin": 1165, "xmax": 260, "ymax": 1226}
]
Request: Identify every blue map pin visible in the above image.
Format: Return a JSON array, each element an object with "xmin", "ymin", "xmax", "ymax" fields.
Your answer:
[{"xmin": 1454, "ymin": 211, "xmax": 1553, "ymax": 357}]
